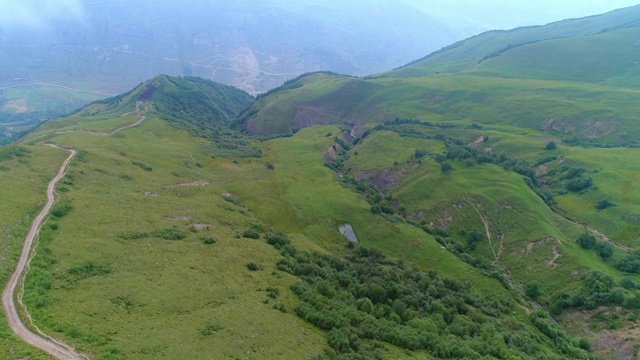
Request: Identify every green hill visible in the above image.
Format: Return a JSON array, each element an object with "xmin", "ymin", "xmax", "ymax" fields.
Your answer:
[
  {"xmin": 0, "ymin": 0, "xmax": 467, "ymax": 144},
  {"xmin": 74, "ymin": 75, "xmax": 253, "ymax": 126},
  {"xmin": 237, "ymin": 5, "xmax": 640, "ymax": 144},
  {"xmin": 229, "ymin": 6, "xmax": 640, "ymax": 358},
  {"xmin": 1, "ymin": 84, "xmax": 595, "ymax": 359},
  {"xmin": 385, "ymin": 4, "xmax": 640, "ymax": 78},
  {"xmin": 4, "ymin": 6, "xmax": 640, "ymax": 360}
]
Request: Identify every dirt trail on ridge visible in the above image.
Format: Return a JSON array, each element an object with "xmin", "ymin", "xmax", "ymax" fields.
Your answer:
[
  {"xmin": 3, "ymin": 106, "xmax": 148, "ymax": 359},
  {"xmin": 1, "ymin": 146, "xmax": 86, "ymax": 359}
]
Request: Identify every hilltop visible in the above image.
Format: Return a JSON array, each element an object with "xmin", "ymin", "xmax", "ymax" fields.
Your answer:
[{"xmin": 386, "ymin": 4, "xmax": 640, "ymax": 79}]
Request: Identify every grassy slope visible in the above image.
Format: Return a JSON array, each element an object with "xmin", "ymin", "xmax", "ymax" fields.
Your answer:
[
  {"xmin": 470, "ymin": 27, "xmax": 640, "ymax": 87},
  {"xmin": 3, "ymin": 7, "xmax": 640, "ymax": 358},
  {"xmin": 555, "ymin": 147, "xmax": 640, "ymax": 245},
  {"xmin": 14, "ymin": 116, "xmax": 329, "ymax": 359},
  {"xmin": 0, "ymin": 85, "xmax": 107, "ymax": 143},
  {"xmin": 5, "ymin": 103, "xmax": 582, "ymax": 358},
  {"xmin": 246, "ymin": 71, "xmax": 640, "ymax": 146},
  {"xmin": 384, "ymin": 4, "xmax": 640, "ymax": 78},
  {"xmin": 237, "ymin": 14, "xmax": 640, "ymax": 257},
  {"xmin": 0, "ymin": 146, "xmax": 67, "ymax": 359},
  {"xmin": 230, "ymin": 126, "xmax": 507, "ymax": 294},
  {"xmin": 343, "ymin": 130, "xmax": 634, "ymax": 299},
  {"xmin": 238, "ymin": 73, "xmax": 386, "ymax": 135}
]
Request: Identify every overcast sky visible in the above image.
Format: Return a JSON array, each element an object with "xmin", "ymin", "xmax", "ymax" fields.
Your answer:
[
  {"xmin": 0, "ymin": 0, "xmax": 83, "ymax": 28},
  {"xmin": 0, "ymin": 0, "xmax": 638, "ymax": 31}
]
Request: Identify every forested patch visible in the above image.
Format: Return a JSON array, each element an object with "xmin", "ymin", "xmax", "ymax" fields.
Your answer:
[{"xmin": 265, "ymin": 232, "xmax": 589, "ymax": 359}]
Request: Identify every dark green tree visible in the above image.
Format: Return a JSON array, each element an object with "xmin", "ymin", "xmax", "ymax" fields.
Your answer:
[{"xmin": 525, "ymin": 281, "xmax": 540, "ymax": 300}]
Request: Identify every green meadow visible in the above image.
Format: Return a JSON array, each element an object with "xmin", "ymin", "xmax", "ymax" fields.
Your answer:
[
  {"xmin": 12, "ymin": 116, "xmax": 329, "ymax": 359},
  {"xmin": 0, "ymin": 145, "xmax": 68, "ymax": 359},
  {"xmin": 1, "ymin": 104, "xmax": 587, "ymax": 359}
]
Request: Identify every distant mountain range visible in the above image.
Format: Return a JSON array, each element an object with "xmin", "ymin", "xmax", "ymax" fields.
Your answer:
[
  {"xmin": 0, "ymin": 0, "xmax": 483, "ymax": 142},
  {"xmin": 0, "ymin": 0, "xmax": 470, "ymax": 94}
]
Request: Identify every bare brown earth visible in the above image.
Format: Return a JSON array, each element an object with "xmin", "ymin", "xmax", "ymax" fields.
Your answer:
[
  {"xmin": 524, "ymin": 237, "xmax": 562, "ymax": 268},
  {"xmin": 2, "ymin": 99, "xmax": 28, "ymax": 113},
  {"xmin": 470, "ymin": 135, "xmax": 485, "ymax": 146},
  {"xmin": 355, "ymin": 166, "xmax": 414, "ymax": 193},
  {"xmin": 176, "ymin": 180, "xmax": 209, "ymax": 187},
  {"xmin": 566, "ymin": 307, "xmax": 640, "ymax": 359},
  {"xmin": 584, "ymin": 118, "xmax": 619, "ymax": 139}
]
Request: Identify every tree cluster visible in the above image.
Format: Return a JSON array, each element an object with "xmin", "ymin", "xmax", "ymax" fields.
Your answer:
[{"xmin": 266, "ymin": 232, "xmax": 588, "ymax": 359}]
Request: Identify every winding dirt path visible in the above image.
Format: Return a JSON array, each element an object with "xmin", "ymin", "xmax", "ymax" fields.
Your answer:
[
  {"xmin": 4, "ymin": 105, "xmax": 148, "ymax": 359},
  {"xmin": 21, "ymin": 102, "xmax": 146, "ymax": 143},
  {"xmin": 0, "ymin": 83, "xmax": 117, "ymax": 96},
  {"xmin": 1, "ymin": 146, "xmax": 86, "ymax": 359}
]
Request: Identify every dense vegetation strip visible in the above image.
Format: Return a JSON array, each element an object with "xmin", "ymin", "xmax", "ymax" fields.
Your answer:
[{"xmin": 262, "ymin": 232, "xmax": 589, "ymax": 359}]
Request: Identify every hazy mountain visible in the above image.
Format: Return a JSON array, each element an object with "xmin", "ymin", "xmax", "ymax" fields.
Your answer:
[
  {"xmin": 239, "ymin": 4, "xmax": 640, "ymax": 145},
  {"xmin": 0, "ymin": 0, "xmax": 471, "ymax": 142},
  {"xmin": 0, "ymin": 0, "xmax": 464, "ymax": 90}
]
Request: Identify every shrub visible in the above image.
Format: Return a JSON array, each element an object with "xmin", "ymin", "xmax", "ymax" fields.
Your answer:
[
  {"xmin": 596, "ymin": 242, "xmax": 614, "ymax": 259},
  {"xmin": 266, "ymin": 287, "xmax": 280, "ymax": 299},
  {"xmin": 525, "ymin": 281, "xmax": 540, "ymax": 300},
  {"xmin": 328, "ymin": 327, "xmax": 351, "ymax": 353},
  {"xmin": 414, "ymin": 149, "xmax": 428, "ymax": 159},
  {"xmin": 265, "ymin": 232, "xmax": 290, "ymax": 248},
  {"xmin": 201, "ymin": 236, "xmax": 216, "ymax": 244},
  {"xmin": 51, "ymin": 202, "xmax": 72, "ymax": 218},
  {"xmin": 199, "ymin": 324, "xmax": 223, "ymax": 336},
  {"xmin": 440, "ymin": 162, "xmax": 452, "ymax": 172},
  {"xmin": 583, "ymin": 271, "xmax": 614, "ymax": 293},
  {"xmin": 617, "ymin": 253, "xmax": 640, "ymax": 273},
  {"xmin": 131, "ymin": 160, "xmax": 152, "ymax": 171},
  {"xmin": 544, "ymin": 141, "xmax": 557, "ymax": 150},
  {"xmin": 578, "ymin": 338, "xmax": 591, "ymax": 351},
  {"xmin": 246, "ymin": 262, "xmax": 260, "ymax": 271},
  {"xmin": 154, "ymin": 228, "xmax": 186, "ymax": 240},
  {"xmin": 620, "ymin": 277, "xmax": 636, "ymax": 289},
  {"xmin": 68, "ymin": 262, "xmax": 112, "ymax": 279},
  {"xmin": 566, "ymin": 177, "xmax": 592, "ymax": 192},
  {"xmin": 242, "ymin": 228, "xmax": 260, "ymax": 239},
  {"xmin": 467, "ymin": 229, "xmax": 483, "ymax": 250},
  {"xmin": 577, "ymin": 233, "xmax": 596, "ymax": 250},
  {"xmin": 273, "ymin": 303, "xmax": 287, "ymax": 313},
  {"xmin": 625, "ymin": 294, "xmax": 640, "ymax": 309},
  {"xmin": 595, "ymin": 199, "xmax": 614, "ymax": 210}
]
